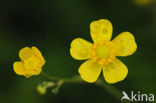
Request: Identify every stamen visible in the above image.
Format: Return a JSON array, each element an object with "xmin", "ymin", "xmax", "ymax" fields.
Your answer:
[
  {"xmin": 24, "ymin": 56, "xmax": 41, "ymax": 70},
  {"xmin": 28, "ymin": 60, "xmax": 35, "ymax": 67},
  {"xmin": 90, "ymin": 40, "xmax": 116, "ymax": 66}
]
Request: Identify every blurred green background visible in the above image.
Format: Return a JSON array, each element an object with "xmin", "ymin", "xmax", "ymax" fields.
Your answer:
[{"xmin": 0, "ymin": 0, "xmax": 156, "ymax": 103}]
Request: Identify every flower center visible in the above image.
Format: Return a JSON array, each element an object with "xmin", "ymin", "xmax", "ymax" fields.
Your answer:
[
  {"xmin": 23, "ymin": 56, "xmax": 40, "ymax": 70},
  {"xmin": 97, "ymin": 46, "xmax": 108, "ymax": 57},
  {"xmin": 28, "ymin": 60, "xmax": 35, "ymax": 67},
  {"xmin": 90, "ymin": 40, "xmax": 116, "ymax": 66}
]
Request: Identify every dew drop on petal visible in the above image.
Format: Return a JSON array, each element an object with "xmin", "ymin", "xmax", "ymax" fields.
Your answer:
[{"xmin": 102, "ymin": 28, "xmax": 108, "ymax": 35}]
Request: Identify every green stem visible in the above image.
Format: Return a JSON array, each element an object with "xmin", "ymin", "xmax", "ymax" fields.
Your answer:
[
  {"xmin": 41, "ymin": 72, "xmax": 83, "ymax": 83},
  {"xmin": 41, "ymin": 72, "xmax": 131, "ymax": 102}
]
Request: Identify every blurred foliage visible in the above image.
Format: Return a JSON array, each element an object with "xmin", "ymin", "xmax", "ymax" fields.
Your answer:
[{"xmin": 0, "ymin": 0, "xmax": 156, "ymax": 103}]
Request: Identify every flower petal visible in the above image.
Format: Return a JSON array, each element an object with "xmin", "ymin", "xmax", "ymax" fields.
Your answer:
[
  {"xmin": 32, "ymin": 46, "xmax": 45, "ymax": 66},
  {"xmin": 32, "ymin": 68, "xmax": 42, "ymax": 75},
  {"xmin": 24, "ymin": 68, "xmax": 42, "ymax": 78},
  {"xmin": 24, "ymin": 74, "xmax": 32, "ymax": 78},
  {"xmin": 103, "ymin": 59, "xmax": 128, "ymax": 84},
  {"xmin": 70, "ymin": 38, "xmax": 92, "ymax": 60},
  {"xmin": 78, "ymin": 59, "xmax": 102, "ymax": 83},
  {"xmin": 13, "ymin": 62, "xmax": 25, "ymax": 75},
  {"xmin": 90, "ymin": 19, "xmax": 113, "ymax": 42},
  {"xmin": 19, "ymin": 47, "xmax": 33, "ymax": 61},
  {"xmin": 112, "ymin": 32, "xmax": 137, "ymax": 56}
]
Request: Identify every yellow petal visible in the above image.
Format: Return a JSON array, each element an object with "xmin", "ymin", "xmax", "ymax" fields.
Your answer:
[
  {"xmin": 32, "ymin": 46, "xmax": 45, "ymax": 66},
  {"xmin": 13, "ymin": 62, "xmax": 25, "ymax": 75},
  {"xmin": 78, "ymin": 59, "xmax": 102, "ymax": 83},
  {"xmin": 112, "ymin": 32, "xmax": 137, "ymax": 56},
  {"xmin": 103, "ymin": 59, "xmax": 128, "ymax": 84},
  {"xmin": 33, "ymin": 68, "xmax": 42, "ymax": 75},
  {"xmin": 24, "ymin": 74, "xmax": 32, "ymax": 78},
  {"xmin": 24, "ymin": 68, "xmax": 42, "ymax": 78},
  {"xmin": 19, "ymin": 47, "xmax": 33, "ymax": 61},
  {"xmin": 90, "ymin": 19, "xmax": 113, "ymax": 42},
  {"xmin": 70, "ymin": 38, "xmax": 92, "ymax": 60}
]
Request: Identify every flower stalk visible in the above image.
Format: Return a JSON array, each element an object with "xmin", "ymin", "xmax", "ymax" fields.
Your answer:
[{"xmin": 41, "ymin": 72, "xmax": 131, "ymax": 103}]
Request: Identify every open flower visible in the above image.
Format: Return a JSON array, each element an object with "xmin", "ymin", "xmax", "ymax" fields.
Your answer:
[
  {"xmin": 70, "ymin": 19, "xmax": 137, "ymax": 84},
  {"xmin": 13, "ymin": 46, "xmax": 45, "ymax": 78}
]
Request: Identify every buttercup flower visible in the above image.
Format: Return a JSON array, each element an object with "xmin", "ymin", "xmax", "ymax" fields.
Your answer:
[
  {"xmin": 13, "ymin": 46, "xmax": 45, "ymax": 78},
  {"xmin": 70, "ymin": 19, "xmax": 137, "ymax": 84}
]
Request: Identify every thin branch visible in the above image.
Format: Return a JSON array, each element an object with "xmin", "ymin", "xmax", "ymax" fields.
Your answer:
[{"xmin": 41, "ymin": 72, "xmax": 131, "ymax": 103}]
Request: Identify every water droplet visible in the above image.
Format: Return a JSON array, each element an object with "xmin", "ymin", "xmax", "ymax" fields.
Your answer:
[
  {"xmin": 102, "ymin": 28, "xmax": 108, "ymax": 35},
  {"xmin": 120, "ymin": 37, "xmax": 124, "ymax": 41}
]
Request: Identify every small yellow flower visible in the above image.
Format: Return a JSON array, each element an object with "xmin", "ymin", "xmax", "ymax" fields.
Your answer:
[
  {"xmin": 13, "ymin": 46, "xmax": 45, "ymax": 78},
  {"xmin": 70, "ymin": 19, "xmax": 137, "ymax": 84}
]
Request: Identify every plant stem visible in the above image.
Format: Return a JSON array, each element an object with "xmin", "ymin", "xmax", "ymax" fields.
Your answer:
[
  {"xmin": 41, "ymin": 72, "xmax": 130, "ymax": 102},
  {"xmin": 41, "ymin": 72, "xmax": 83, "ymax": 83}
]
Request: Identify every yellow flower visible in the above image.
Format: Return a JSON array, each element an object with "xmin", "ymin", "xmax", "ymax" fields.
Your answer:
[
  {"xmin": 70, "ymin": 19, "xmax": 137, "ymax": 84},
  {"xmin": 13, "ymin": 46, "xmax": 45, "ymax": 78}
]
